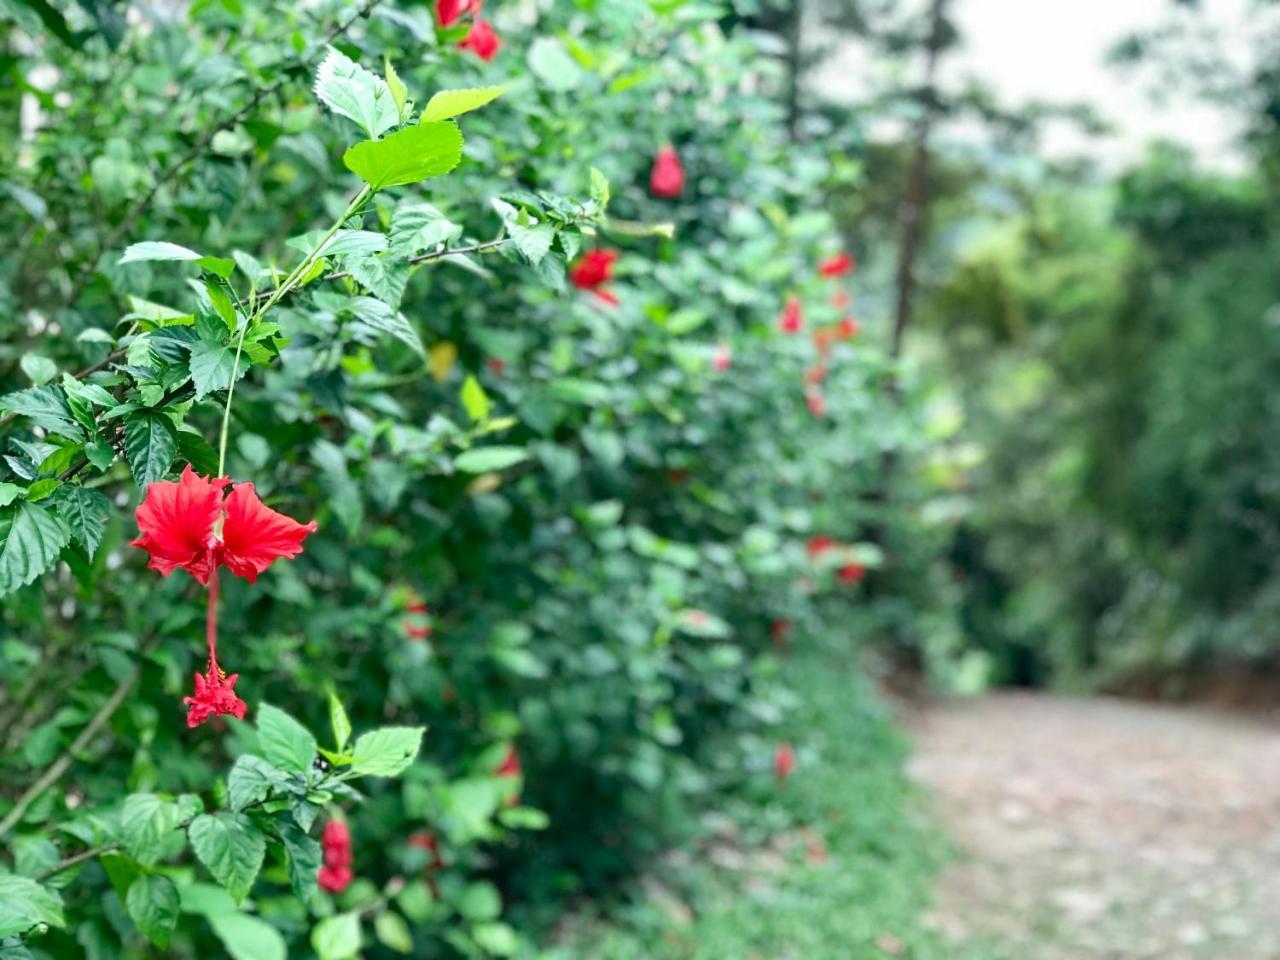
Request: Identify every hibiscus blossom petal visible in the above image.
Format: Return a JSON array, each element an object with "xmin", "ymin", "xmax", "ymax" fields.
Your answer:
[
  {"xmin": 184, "ymin": 666, "xmax": 247, "ymax": 728},
  {"xmin": 131, "ymin": 465, "xmax": 228, "ymax": 584},
  {"xmin": 218, "ymin": 482, "xmax": 317, "ymax": 583}
]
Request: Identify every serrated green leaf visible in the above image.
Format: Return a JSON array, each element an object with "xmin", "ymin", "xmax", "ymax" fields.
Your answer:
[
  {"xmin": 508, "ymin": 222, "xmax": 555, "ymax": 265},
  {"xmin": 125, "ymin": 875, "xmax": 178, "ymax": 949},
  {"xmin": 226, "ymin": 754, "xmax": 290, "ymax": 812},
  {"xmin": 117, "ymin": 241, "xmax": 232, "ymax": 278},
  {"xmin": 420, "ymin": 85, "xmax": 503, "ymax": 122},
  {"xmin": 0, "ymin": 876, "xmax": 64, "ymax": 938},
  {"xmin": 0, "ymin": 500, "xmax": 70, "ymax": 596},
  {"xmin": 209, "ymin": 913, "xmax": 286, "ymax": 960},
  {"xmin": 385, "ymin": 57, "xmax": 409, "ymax": 119},
  {"xmin": 343, "ymin": 122, "xmax": 463, "ymax": 191},
  {"xmin": 256, "ymin": 704, "xmax": 317, "ymax": 773},
  {"xmin": 315, "ymin": 46, "xmax": 400, "ymax": 140},
  {"xmin": 124, "ymin": 411, "xmax": 177, "ymax": 488},
  {"xmin": 120, "ymin": 794, "xmax": 183, "ymax": 866},
  {"xmin": 328, "ymin": 689, "xmax": 352, "ymax": 753},
  {"xmin": 50, "ymin": 485, "xmax": 110, "ymax": 558},
  {"xmin": 454, "ymin": 446, "xmax": 530, "ymax": 474},
  {"xmin": 188, "ymin": 338, "xmax": 249, "ymax": 400},
  {"xmin": 278, "ymin": 820, "xmax": 322, "ymax": 902},
  {"xmin": 350, "ymin": 726, "xmax": 424, "ymax": 778},
  {"xmin": 176, "ymin": 430, "xmax": 219, "ymax": 476},
  {"xmin": 461, "ymin": 375, "xmax": 490, "ymax": 422},
  {"xmin": 0, "ymin": 386, "xmax": 84, "ymax": 440},
  {"xmin": 389, "ymin": 203, "xmax": 462, "ymax": 256},
  {"xmin": 188, "ymin": 813, "xmax": 266, "ymax": 904},
  {"xmin": 347, "ymin": 258, "xmax": 410, "ymax": 309}
]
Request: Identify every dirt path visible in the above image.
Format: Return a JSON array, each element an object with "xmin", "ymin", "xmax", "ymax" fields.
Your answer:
[{"xmin": 905, "ymin": 693, "xmax": 1280, "ymax": 960}]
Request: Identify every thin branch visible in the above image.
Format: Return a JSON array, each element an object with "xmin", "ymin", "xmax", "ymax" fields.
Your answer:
[
  {"xmin": 250, "ymin": 238, "xmax": 510, "ymax": 301},
  {"xmin": 35, "ymin": 842, "xmax": 122, "ymax": 881}
]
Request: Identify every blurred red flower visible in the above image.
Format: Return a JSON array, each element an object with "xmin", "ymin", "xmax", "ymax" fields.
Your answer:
[
  {"xmin": 435, "ymin": 0, "xmax": 480, "ymax": 26},
  {"xmin": 570, "ymin": 249, "xmax": 621, "ymax": 305},
  {"xmin": 650, "ymin": 146, "xmax": 685, "ymax": 197},
  {"xmin": 318, "ymin": 819, "xmax": 354, "ymax": 894},
  {"xmin": 713, "ymin": 342, "xmax": 732, "ymax": 371},
  {"xmin": 779, "ymin": 297, "xmax": 804, "ymax": 334},
  {"xmin": 835, "ymin": 316, "xmax": 861, "ymax": 341},
  {"xmin": 804, "ymin": 364, "xmax": 828, "ymax": 386},
  {"xmin": 818, "ymin": 253, "xmax": 855, "ymax": 278},
  {"xmin": 806, "ymin": 391, "xmax": 827, "ymax": 418},
  {"xmin": 770, "ymin": 618, "xmax": 792, "ymax": 652},
  {"xmin": 775, "ymin": 742, "xmax": 796, "ymax": 781},
  {"xmin": 807, "ymin": 536, "xmax": 836, "ymax": 558},
  {"xmin": 831, "ymin": 290, "xmax": 851, "ymax": 310},
  {"xmin": 838, "ymin": 562, "xmax": 867, "ymax": 585},
  {"xmin": 487, "ymin": 357, "xmax": 506, "ymax": 375},
  {"xmin": 458, "ymin": 18, "xmax": 501, "ymax": 61}
]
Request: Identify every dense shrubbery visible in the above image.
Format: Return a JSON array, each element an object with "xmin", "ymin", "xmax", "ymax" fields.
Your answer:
[{"xmin": 0, "ymin": 1, "xmax": 926, "ymax": 955}]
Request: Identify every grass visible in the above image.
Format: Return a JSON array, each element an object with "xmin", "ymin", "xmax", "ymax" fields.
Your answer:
[{"xmin": 548, "ymin": 651, "xmax": 999, "ymax": 959}]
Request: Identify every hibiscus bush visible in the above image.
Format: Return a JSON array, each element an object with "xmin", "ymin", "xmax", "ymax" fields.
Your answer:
[{"xmin": 0, "ymin": 0, "xmax": 930, "ymax": 955}]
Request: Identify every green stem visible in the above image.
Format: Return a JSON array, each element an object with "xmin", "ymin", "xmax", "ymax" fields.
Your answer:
[{"xmin": 215, "ymin": 186, "xmax": 372, "ymax": 477}]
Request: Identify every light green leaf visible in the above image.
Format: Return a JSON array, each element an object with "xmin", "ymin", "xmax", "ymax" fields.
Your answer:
[
  {"xmin": 528, "ymin": 38, "xmax": 583, "ymax": 91},
  {"xmin": 342, "ymin": 122, "xmax": 463, "ymax": 191},
  {"xmin": 374, "ymin": 911, "xmax": 414, "ymax": 953},
  {"xmin": 188, "ymin": 813, "xmax": 266, "ymax": 904},
  {"xmin": 508, "ymin": 222, "xmax": 555, "ymax": 265},
  {"xmin": 347, "ymin": 258, "xmax": 410, "ymax": 309},
  {"xmin": 0, "ymin": 500, "xmax": 71, "ymax": 596},
  {"xmin": 50, "ymin": 485, "xmax": 110, "ymax": 558},
  {"xmin": 328, "ymin": 689, "xmax": 352, "ymax": 753},
  {"xmin": 350, "ymin": 726, "xmax": 425, "ymax": 778},
  {"xmin": 178, "ymin": 882, "xmax": 237, "ymax": 917},
  {"xmin": 0, "ymin": 876, "xmax": 64, "ymax": 938},
  {"xmin": 125, "ymin": 875, "xmax": 179, "ymax": 949},
  {"xmin": 460, "ymin": 375, "xmax": 490, "ymax": 422},
  {"xmin": 385, "ymin": 57, "xmax": 409, "ymax": 120},
  {"xmin": 472, "ymin": 921, "xmax": 518, "ymax": 956},
  {"xmin": 226, "ymin": 754, "xmax": 290, "ymax": 812},
  {"xmin": 124, "ymin": 411, "xmax": 177, "ymax": 488},
  {"xmin": 312, "ymin": 912, "xmax": 361, "ymax": 960},
  {"xmin": 454, "ymin": 446, "xmax": 530, "ymax": 474},
  {"xmin": 20, "ymin": 354, "xmax": 57, "ymax": 386},
  {"xmin": 210, "ymin": 913, "xmax": 286, "ymax": 960},
  {"xmin": 118, "ymin": 241, "xmax": 233, "ymax": 278},
  {"xmin": 314, "ymin": 46, "xmax": 400, "ymax": 139},
  {"xmin": 256, "ymin": 704, "xmax": 317, "ymax": 773},
  {"xmin": 420, "ymin": 86, "xmax": 504, "ymax": 122},
  {"xmin": 0, "ymin": 483, "xmax": 22, "ymax": 507},
  {"xmin": 389, "ymin": 203, "xmax": 462, "ymax": 256}
]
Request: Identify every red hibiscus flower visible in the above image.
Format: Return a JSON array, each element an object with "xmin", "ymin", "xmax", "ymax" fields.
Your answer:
[
  {"xmin": 569, "ymin": 249, "xmax": 620, "ymax": 306},
  {"xmin": 838, "ymin": 562, "xmax": 867, "ymax": 585},
  {"xmin": 775, "ymin": 742, "xmax": 796, "ymax": 782},
  {"xmin": 496, "ymin": 745, "xmax": 522, "ymax": 806},
  {"xmin": 804, "ymin": 364, "xmax": 828, "ymax": 386},
  {"xmin": 835, "ymin": 316, "xmax": 861, "ymax": 341},
  {"xmin": 806, "ymin": 391, "xmax": 826, "ymax": 418},
  {"xmin": 713, "ymin": 342, "xmax": 732, "ymax": 371},
  {"xmin": 436, "ymin": 0, "xmax": 480, "ymax": 26},
  {"xmin": 831, "ymin": 290, "xmax": 851, "ymax": 310},
  {"xmin": 318, "ymin": 818, "xmax": 354, "ymax": 894},
  {"xmin": 779, "ymin": 297, "xmax": 804, "ymax": 334},
  {"xmin": 458, "ymin": 18, "xmax": 501, "ymax": 61},
  {"xmin": 132, "ymin": 465, "xmax": 316, "ymax": 586},
  {"xmin": 807, "ymin": 536, "xmax": 836, "ymax": 559},
  {"xmin": 184, "ymin": 662, "xmax": 246, "ymax": 729},
  {"xmin": 818, "ymin": 252, "xmax": 856, "ymax": 278},
  {"xmin": 649, "ymin": 146, "xmax": 685, "ymax": 198}
]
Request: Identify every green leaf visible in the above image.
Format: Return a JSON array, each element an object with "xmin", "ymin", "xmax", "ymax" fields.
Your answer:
[
  {"xmin": 420, "ymin": 85, "xmax": 504, "ymax": 122},
  {"xmin": 315, "ymin": 46, "xmax": 400, "ymax": 140},
  {"xmin": 312, "ymin": 912, "xmax": 361, "ymax": 960},
  {"xmin": 124, "ymin": 411, "xmax": 177, "ymax": 488},
  {"xmin": 188, "ymin": 337, "xmax": 249, "ymax": 400},
  {"xmin": 460, "ymin": 375, "xmax": 490, "ymax": 422},
  {"xmin": 472, "ymin": 921, "xmax": 518, "ymax": 956},
  {"xmin": 117, "ymin": 241, "xmax": 233, "ymax": 278},
  {"xmin": 50, "ymin": 485, "xmax": 110, "ymax": 558},
  {"xmin": 125, "ymin": 875, "xmax": 178, "ymax": 949},
  {"xmin": 343, "ymin": 122, "xmax": 463, "ymax": 191},
  {"xmin": 456, "ymin": 881, "xmax": 501, "ymax": 920},
  {"xmin": 589, "ymin": 167, "xmax": 611, "ymax": 211},
  {"xmin": 347, "ymin": 259, "xmax": 411, "ymax": 310},
  {"xmin": 350, "ymin": 726, "xmax": 425, "ymax": 778},
  {"xmin": 374, "ymin": 911, "xmax": 414, "ymax": 953},
  {"xmin": 0, "ymin": 483, "xmax": 22, "ymax": 507},
  {"xmin": 83, "ymin": 440, "xmax": 116, "ymax": 471},
  {"xmin": 328, "ymin": 689, "xmax": 352, "ymax": 753},
  {"xmin": 0, "ymin": 386, "xmax": 84, "ymax": 440},
  {"xmin": 188, "ymin": 813, "xmax": 266, "ymax": 904},
  {"xmin": 209, "ymin": 913, "xmax": 286, "ymax": 960},
  {"xmin": 176, "ymin": 430, "xmax": 219, "ymax": 476},
  {"xmin": 389, "ymin": 203, "xmax": 462, "ymax": 257},
  {"xmin": 385, "ymin": 57, "xmax": 409, "ymax": 120},
  {"xmin": 278, "ymin": 820, "xmax": 322, "ymax": 901},
  {"xmin": 226, "ymin": 754, "xmax": 289, "ymax": 812},
  {"xmin": 454, "ymin": 446, "xmax": 530, "ymax": 474},
  {"xmin": 528, "ymin": 38, "xmax": 583, "ymax": 91},
  {"xmin": 177, "ymin": 882, "xmax": 237, "ymax": 917},
  {"xmin": 256, "ymin": 703, "xmax": 317, "ymax": 773},
  {"xmin": 20, "ymin": 354, "xmax": 57, "ymax": 386},
  {"xmin": 508, "ymin": 222, "xmax": 555, "ymax": 266},
  {"xmin": 0, "ymin": 876, "xmax": 64, "ymax": 938},
  {"xmin": 120, "ymin": 794, "xmax": 183, "ymax": 866},
  {"xmin": 0, "ymin": 500, "xmax": 71, "ymax": 596}
]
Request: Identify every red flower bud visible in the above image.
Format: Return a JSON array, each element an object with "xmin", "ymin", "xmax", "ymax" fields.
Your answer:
[
  {"xmin": 807, "ymin": 536, "xmax": 836, "ymax": 559},
  {"xmin": 838, "ymin": 562, "xmax": 867, "ymax": 585},
  {"xmin": 649, "ymin": 146, "xmax": 685, "ymax": 198},
  {"xmin": 458, "ymin": 18, "xmax": 501, "ymax": 61}
]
